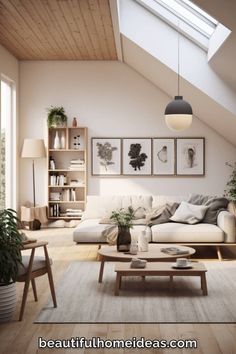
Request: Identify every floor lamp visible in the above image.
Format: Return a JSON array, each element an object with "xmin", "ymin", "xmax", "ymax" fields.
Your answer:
[{"xmin": 21, "ymin": 139, "xmax": 46, "ymax": 207}]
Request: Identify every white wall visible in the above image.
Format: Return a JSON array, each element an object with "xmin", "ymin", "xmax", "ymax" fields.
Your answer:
[
  {"xmin": 0, "ymin": 44, "xmax": 19, "ymax": 208},
  {"xmin": 19, "ymin": 61, "xmax": 236, "ymax": 206}
]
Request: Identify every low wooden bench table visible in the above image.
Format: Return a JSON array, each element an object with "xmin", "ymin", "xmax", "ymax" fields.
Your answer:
[
  {"xmin": 114, "ymin": 261, "xmax": 208, "ymax": 296},
  {"xmin": 98, "ymin": 244, "xmax": 196, "ymax": 283}
]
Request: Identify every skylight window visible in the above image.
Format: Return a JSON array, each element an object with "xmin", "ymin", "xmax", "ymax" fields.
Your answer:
[
  {"xmin": 156, "ymin": 0, "xmax": 218, "ymax": 38},
  {"xmin": 136, "ymin": 0, "xmax": 222, "ymax": 50}
]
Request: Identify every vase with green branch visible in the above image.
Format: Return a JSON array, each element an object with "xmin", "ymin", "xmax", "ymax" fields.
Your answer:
[{"xmin": 110, "ymin": 207, "xmax": 135, "ymax": 252}]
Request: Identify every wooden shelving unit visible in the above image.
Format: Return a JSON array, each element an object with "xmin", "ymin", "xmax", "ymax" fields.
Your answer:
[{"xmin": 47, "ymin": 127, "xmax": 87, "ymax": 220}]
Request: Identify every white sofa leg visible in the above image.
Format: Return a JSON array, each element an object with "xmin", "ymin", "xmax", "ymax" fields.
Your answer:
[{"xmin": 216, "ymin": 246, "xmax": 223, "ymax": 261}]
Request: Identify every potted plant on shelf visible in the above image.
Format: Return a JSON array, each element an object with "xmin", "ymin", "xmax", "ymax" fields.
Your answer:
[
  {"xmin": 47, "ymin": 106, "xmax": 68, "ymax": 128},
  {"xmin": 110, "ymin": 207, "xmax": 135, "ymax": 252},
  {"xmin": 0, "ymin": 209, "xmax": 23, "ymax": 322}
]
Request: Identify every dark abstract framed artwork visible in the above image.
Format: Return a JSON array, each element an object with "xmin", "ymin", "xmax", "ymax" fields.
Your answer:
[{"xmin": 122, "ymin": 138, "xmax": 152, "ymax": 175}]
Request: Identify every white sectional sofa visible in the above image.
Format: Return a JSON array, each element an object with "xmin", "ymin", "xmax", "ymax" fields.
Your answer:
[{"xmin": 73, "ymin": 195, "xmax": 236, "ymax": 253}]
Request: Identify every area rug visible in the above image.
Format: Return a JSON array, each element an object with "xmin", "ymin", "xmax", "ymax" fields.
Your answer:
[{"xmin": 35, "ymin": 261, "xmax": 236, "ymax": 323}]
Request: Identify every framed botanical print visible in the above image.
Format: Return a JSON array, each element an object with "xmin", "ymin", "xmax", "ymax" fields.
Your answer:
[
  {"xmin": 153, "ymin": 138, "xmax": 175, "ymax": 175},
  {"xmin": 122, "ymin": 138, "xmax": 152, "ymax": 175},
  {"xmin": 91, "ymin": 138, "xmax": 121, "ymax": 175},
  {"xmin": 176, "ymin": 138, "xmax": 205, "ymax": 176}
]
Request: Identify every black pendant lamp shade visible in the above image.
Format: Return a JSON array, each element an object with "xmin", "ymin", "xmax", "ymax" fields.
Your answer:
[{"xmin": 165, "ymin": 96, "xmax": 193, "ymax": 115}]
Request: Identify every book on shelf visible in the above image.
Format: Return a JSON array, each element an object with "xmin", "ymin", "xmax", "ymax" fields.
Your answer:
[{"xmin": 161, "ymin": 247, "xmax": 190, "ymax": 255}]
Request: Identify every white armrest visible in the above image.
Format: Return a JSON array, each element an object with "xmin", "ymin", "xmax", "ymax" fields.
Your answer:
[{"xmin": 217, "ymin": 211, "xmax": 236, "ymax": 243}]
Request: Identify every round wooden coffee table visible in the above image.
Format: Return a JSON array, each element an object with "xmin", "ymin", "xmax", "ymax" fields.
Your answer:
[{"xmin": 97, "ymin": 244, "xmax": 196, "ymax": 283}]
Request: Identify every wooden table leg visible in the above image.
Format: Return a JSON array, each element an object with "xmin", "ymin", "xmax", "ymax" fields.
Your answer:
[
  {"xmin": 44, "ymin": 246, "xmax": 57, "ymax": 308},
  {"xmin": 98, "ymin": 257, "xmax": 105, "ymax": 283},
  {"xmin": 115, "ymin": 273, "xmax": 121, "ymax": 296},
  {"xmin": 31, "ymin": 279, "xmax": 38, "ymax": 302},
  {"xmin": 201, "ymin": 273, "xmax": 208, "ymax": 295}
]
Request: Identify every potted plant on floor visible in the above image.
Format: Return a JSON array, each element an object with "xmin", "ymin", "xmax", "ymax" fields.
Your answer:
[
  {"xmin": 0, "ymin": 209, "xmax": 23, "ymax": 322},
  {"xmin": 47, "ymin": 106, "xmax": 68, "ymax": 128},
  {"xmin": 110, "ymin": 207, "xmax": 135, "ymax": 252},
  {"xmin": 225, "ymin": 162, "xmax": 236, "ymax": 215}
]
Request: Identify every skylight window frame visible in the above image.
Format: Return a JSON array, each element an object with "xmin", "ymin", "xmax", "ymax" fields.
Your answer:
[
  {"xmin": 155, "ymin": 0, "xmax": 218, "ymax": 39},
  {"xmin": 135, "ymin": 0, "xmax": 219, "ymax": 51}
]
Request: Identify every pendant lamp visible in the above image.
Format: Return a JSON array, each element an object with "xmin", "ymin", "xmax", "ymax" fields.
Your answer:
[{"xmin": 165, "ymin": 23, "xmax": 193, "ymax": 131}]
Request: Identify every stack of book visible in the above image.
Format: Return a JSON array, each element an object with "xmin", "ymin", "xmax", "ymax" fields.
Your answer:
[
  {"xmin": 49, "ymin": 192, "xmax": 61, "ymax": 201},
  {"xmin": 65, "ymin": 209, "xmax": 83, "ymax": 218},
  {"xmin": 69, "ymin": 159, "xmax": 85, "ymax": 171}
]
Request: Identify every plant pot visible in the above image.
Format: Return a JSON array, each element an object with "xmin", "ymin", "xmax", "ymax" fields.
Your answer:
[
  {"xmin": 117, "ymin": 226, "xmax": 131, "ymax": 252},
  {"xmin": 0, "ymin": 283, "xmax": 17, "ymax": 322}
]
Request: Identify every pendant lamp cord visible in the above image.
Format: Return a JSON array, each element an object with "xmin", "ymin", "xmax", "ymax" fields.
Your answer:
[{"xmin": 177, "ymin": 20, "xmax": 180, "ymax": 96}]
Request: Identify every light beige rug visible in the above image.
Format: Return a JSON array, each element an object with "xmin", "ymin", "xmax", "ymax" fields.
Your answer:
[{"xmin": 35, "ymin": 261, "xmax": 236, "ymax": 323}]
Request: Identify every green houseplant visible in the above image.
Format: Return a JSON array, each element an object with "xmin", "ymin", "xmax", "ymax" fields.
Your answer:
[
  {"xmin": 0, "ymin": 209, "xmax": 23, "ymax": 322},
  {"xmin": 47, "ymin": 106, "xmax": 68, "ymax": 128},
  {"xmin": 225, "ymin": 162, "xmax": 236, "ymax": 201},
  {"xmin": 110, "ymin": 207, "xmax": 135, "ymax": 252}
]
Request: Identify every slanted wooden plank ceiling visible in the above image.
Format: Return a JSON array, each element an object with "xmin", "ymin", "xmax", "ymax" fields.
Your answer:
[{"xmin": 0, "ymin": 0, "xmax": 117, "ymax": 60}]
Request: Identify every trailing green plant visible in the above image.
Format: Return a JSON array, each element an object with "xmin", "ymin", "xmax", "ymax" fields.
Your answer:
[
  {"xmin": 47, "ymin": 106, "xmax": 68, "ymax": 128},
  {"xmin": 0, "ymin": 209, "xmax": 23, "ymax": 285},
  {"xmin": 225, "ymin": 162, "xmax": 236, "ymax": 201},
  {"xmin": 110, "ymin": 207, "xmax": 135, "ymax": 229}
]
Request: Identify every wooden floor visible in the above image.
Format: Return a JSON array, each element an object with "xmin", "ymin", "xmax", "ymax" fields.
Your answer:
[{"xmin": 0, "ymin": 228, "xmax": 236, "ymax": 354}]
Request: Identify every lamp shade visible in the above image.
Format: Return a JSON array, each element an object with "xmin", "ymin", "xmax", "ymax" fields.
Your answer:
[
  {"xmin": 165, "ymin": 96, "xmax": 193, "ymax": 131},
  {"xmin": 21, "ymin": 139, "xmax": 46, "ymax": 158}
]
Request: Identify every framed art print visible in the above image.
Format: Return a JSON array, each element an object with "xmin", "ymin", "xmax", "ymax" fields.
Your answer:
[
  {"xmin": 153, "ymin": 138, "xmax": 175, "ymax": 175},
  {"xmin": 176, "ymin": 138, "xmax": 205, "ymax": 176},
  {"xmin": 122, "ymin": 138, "xmax": 152, "ymax": 175},
  {"xmin": 91, "ymin": 138, "xmax": 121, "ymax": 175}
]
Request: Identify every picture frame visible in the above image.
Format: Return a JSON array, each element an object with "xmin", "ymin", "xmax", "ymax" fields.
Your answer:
[
  {"xmin": 122, "ymin": 138, "xmax": 152, "ymax": 175},
  {"xmin": 176, "ymin": 138, "xmax": 205, "ymax": 176},
  {"xmin": 91, "ymin": 138, "xmax": 121, "ymax": 176},
  {"xmin": 152, "ymin": 138, "xmax": 175, "ymax": 175}
]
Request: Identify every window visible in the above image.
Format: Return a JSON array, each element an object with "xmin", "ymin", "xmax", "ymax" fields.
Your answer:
[
  {"xmin": 136, "ymin": 0, "xmax": 221, "ymax": 50},
  {"xmin": 0, "ymin": 77, "xmax": 16, "ymax": 209},
  {"xmin": 156, "ymin": 0, "xmax": 217, "ymax": 38}
]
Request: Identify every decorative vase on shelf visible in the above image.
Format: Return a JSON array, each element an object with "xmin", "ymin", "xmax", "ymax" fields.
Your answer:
[
  {"xmin": 117, "ymin": 226, "xmax": 131, "ymax": 252},
  {"xmin": 54, "ymin": 130, "xmax": 60, "ymax": 149},
  {"xmin": 60, "ymin": 131, "xmax": 66, "ymax": 149},
  {"xmin": 72, "ymin": 117, "xmax": 78, "ymax": 127}
]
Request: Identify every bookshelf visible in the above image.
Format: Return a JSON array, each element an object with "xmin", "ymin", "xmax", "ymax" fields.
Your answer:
[{"xmin": 47, "ymin": 127, "xmax": 87, "ymax": 220}]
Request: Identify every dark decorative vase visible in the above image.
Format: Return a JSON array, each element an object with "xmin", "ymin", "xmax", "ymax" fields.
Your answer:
[{"xmin": 117, "ymin": 226, "xmax": 131, "ymax": 252}]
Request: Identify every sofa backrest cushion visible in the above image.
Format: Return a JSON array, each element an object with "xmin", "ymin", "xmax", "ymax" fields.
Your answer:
[
  {"xmin": 82, "ymin": 196, "xmax": 122, "ymax": 220},
  {"xmin": 82, "ymin": 195, "xmax": 153, "ymax": 220},
  {"xmin": 152, "ymin": 195, "xmax": 188, "ymax": 210}
]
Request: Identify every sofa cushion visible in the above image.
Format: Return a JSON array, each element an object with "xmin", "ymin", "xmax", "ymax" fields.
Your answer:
[
  {"xmin": 82, "ymin": 196, "xmax": 122, "ymax": 220},
  {"xmin": 151, "ymin": 222, "xmax": 224, "ymax": 243},
  {"xmin": 188, "ymin": 194, "xmax": 229, "ymax": 224},
  {"xmin": 152, "ymin": 195, "xmax": 188, "ymax": 209},
  {"xmin": 73, "ymin": 219, "xmax": 152, "ymax": 243},
  {"xmin": 170, "ymin": 202, "xmax": 208, "ymax": 224}
]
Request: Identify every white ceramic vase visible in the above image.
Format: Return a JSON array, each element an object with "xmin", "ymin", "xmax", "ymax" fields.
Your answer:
[
  {"xmin": 60, "ymin": 131, "xmax": 66, "ymax": 149},
  {"xmin": 0, "ymin": 283, "xmax": 17, "ymax": 322},
  {"xmin": 54, "ymin": 130, "xmax": 60, "ymax": 149}
]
